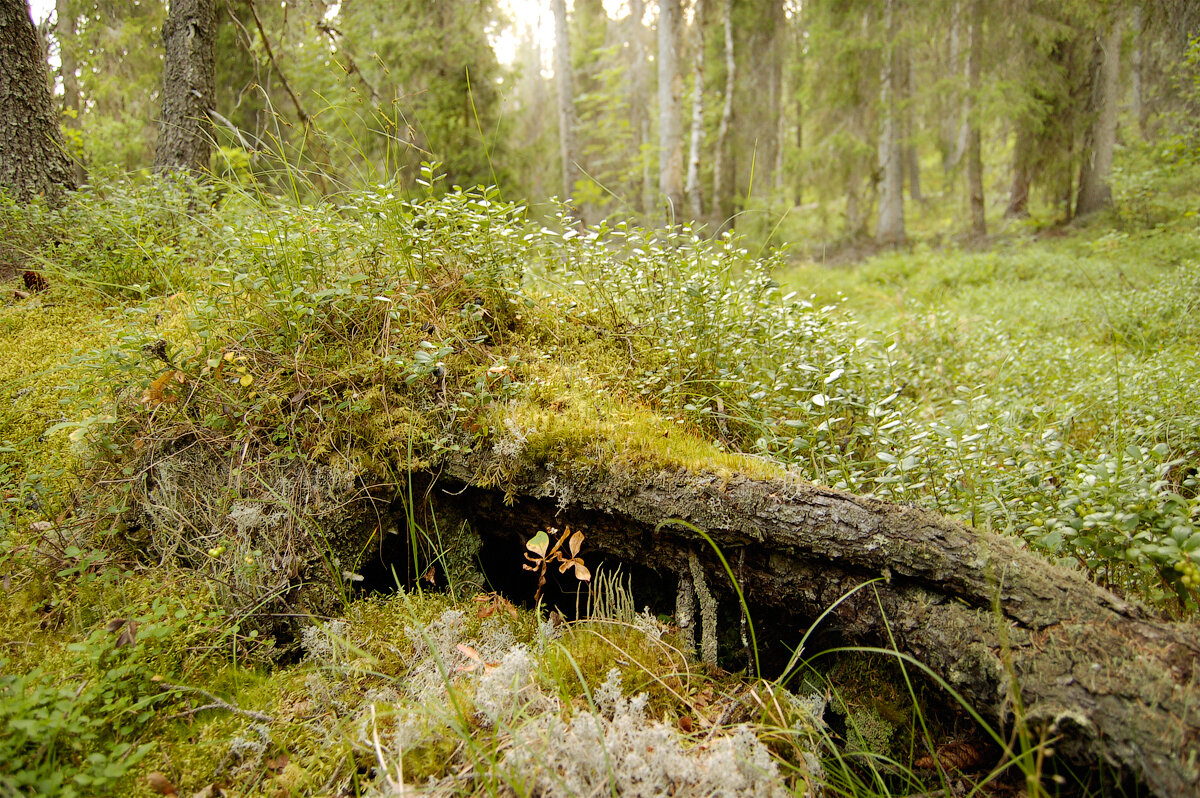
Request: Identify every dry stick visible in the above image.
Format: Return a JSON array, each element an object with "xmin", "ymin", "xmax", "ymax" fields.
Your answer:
[
  {"xmin": 243, "ymin": 0, "xmax": 333, "ymax": 192},
  {"xmin": 316, "ymin": 21, "xmax": 380, "ymax": 105},
  {"xmin": 245, "ymin": 0, "xmax": 310, "ymax": 126}
]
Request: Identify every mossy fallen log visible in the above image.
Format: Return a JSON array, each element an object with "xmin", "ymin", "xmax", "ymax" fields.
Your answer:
[
  {"xmin": 434, "ymin": 451, "xmax": 1200, "ymax": 798},
  {"xmin": 120, "ymin": 431, "xmax": 1198, "ymax": 795}
]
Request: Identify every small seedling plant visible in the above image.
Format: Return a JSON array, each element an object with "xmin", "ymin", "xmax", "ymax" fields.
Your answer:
[{"xmin": 523, "ymin": 525, "xmax": 591, "ymax": 603}]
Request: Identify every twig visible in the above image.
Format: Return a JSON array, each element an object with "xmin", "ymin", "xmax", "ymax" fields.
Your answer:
[
  {"xmin": 160, "ymin": 682, "xmax": 275, "ymax": 723},
  {"xmin": 316, "ymin": 21, "xmax": 380, "ymax": 104},
  {"xmin": 244, "ymin": 0, "xmax": 311, "ymax": 127}
]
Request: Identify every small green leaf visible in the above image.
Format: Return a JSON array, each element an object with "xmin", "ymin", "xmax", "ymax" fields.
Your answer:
[{"xmin": 526, "ymin": 530, "xmax": 549, "ymax": 557}]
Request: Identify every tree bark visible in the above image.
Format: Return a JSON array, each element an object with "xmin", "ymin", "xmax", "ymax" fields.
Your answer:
[
  {"xmin": 1131, "ymin": 6, "xmax": 1145, "ymax": 141},
  {"xmin": 941, "ymin": 0, "xmax": 963, "ymax": 177},
  {"xmin": 710, "ymin": 0, "xmax": 734, "ymax": 231},
  {"xmin": 875, "ymin": 0, "xmax": 905, "ymax": 246},
  {"xmin": 0, "ymin": 0, "xmax": 75, "ymax": 205},
  {"xmin": 964, "ymin": 0, "xmax": 985, "ymax": 237},
  {"xmin": 1005, "ymin": 122, "xmax": 1033, "ymax": 219},
  {"xmin": 436, "ymin": 451, "xmax": 1200, "ymax": 798},
  {"xmin": 1076, "ymin": 19, "xmax": 1121, "ymax": 220},
  {"xmin": 658, "ymin": 0, "xmax": 684, "ymax": 222},
  {"xmin": 153, "ymin": 0, "xmax": 216, "ymax": 175},
  {"xmin": 551, "ymin": 0, "xmax": 579, "ymax": 206},
  {"xmin": 901, "ymin": 52, "xmax": 922, "ymax": 203},
  {"xmin": 685, "ymin": 0, "xmax": 705, "ymax": 221}
]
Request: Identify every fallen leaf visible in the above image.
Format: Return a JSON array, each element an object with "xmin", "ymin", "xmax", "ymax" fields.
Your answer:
[
  {"xmin": 265, "ymin": 752, "xmax": 290, "ymax": 772},
  {"xmin": 190, "ymin": 785, "xmax": 224, "ymax": 798},
  {"xmin": 146, "ymin": 771, "xmax": 177, "ymax": 795},
  {"xmin": 116, "ymin": 620, "xmax": 139, "ymax": 649}
]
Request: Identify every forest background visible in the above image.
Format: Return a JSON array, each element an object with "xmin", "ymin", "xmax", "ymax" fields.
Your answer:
[
  {"xmin": 3, "ymin": 0, "xmax": 1200, "ymax": 795},
  {"xmin": 29, "ymin": 0, "xmax": 1200, "ymax": 245}
]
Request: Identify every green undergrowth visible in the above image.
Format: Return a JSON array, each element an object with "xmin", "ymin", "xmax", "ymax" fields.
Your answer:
[
  {"xmin": 776, "ymin": 148, "xmax": 1200, "ymax": 608},
  {"xmin": 1, "ymin": 152, "xmax": 1197, "ymax": 795}
]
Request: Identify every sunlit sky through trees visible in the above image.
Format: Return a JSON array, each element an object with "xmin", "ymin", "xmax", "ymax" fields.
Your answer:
[{"xmin": 28, "ymin": 0, "xmax": 632, "ymax": 72}]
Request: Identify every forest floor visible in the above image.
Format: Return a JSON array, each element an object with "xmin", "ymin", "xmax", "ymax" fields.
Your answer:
[{"xmin": 1, "ymin": 147, "xmax": 1198, "ymax": 797}]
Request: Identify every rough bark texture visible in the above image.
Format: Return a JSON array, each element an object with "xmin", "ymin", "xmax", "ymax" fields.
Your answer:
[
  {"xmin": 1076, "ymin": 20, "xmax": 1121, "ymax": 220},
  {"xmin": 657, "ymin": 0, "xmax": 684, "ymax": 221},
  {"xmin": 436, "ymin": 452, "xmax": 1200, "ymax": 798},
  {"xmin": 153, "ymin": 0, "xmax": 216, "ymax": 175},
  {"xmin": 875, "ymin": 0, "xmax": 905, "ymax": 246},
  {"xmin": 0, "ymin": 0, "xmax": 75, "ymax": 205},
  {"xmin": 552, "ymin": 0, "xmax": 578, "ymax": 204}
]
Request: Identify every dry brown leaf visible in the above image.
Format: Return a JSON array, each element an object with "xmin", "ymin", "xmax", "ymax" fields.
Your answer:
[
  {"xmin": 141, "ymin": 370, "xmax": 187, "ymax": 407},
  {"xmin": 146, "ymin": 771, "xmax": 177, "ymax": 795},
  {"xmin": 265, "ymin": 752, "xmax": 290, "ymax": 772},
  {"xmin": 190, "ymin": 785, "xmax": 223, "ymax": 798}
]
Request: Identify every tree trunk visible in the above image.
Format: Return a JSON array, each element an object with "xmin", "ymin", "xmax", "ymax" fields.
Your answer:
[
  {"xmin": 552, "ymin": 0, "xmax": 579, "ymax": 206},
  {"xmin": 1005, "ymin": 122, "xmax": 1033, "ymax": 219},
  {"xmin": 941, "ymin": 1, "xmax": 963, "ymax": 177},
  {"xmin": 55, "ymin": 0, "xmax": 86, "ymax": 186},
  {"xmin": 710, "ymin": 0, "xmax": 734, "ymax": 231},
  {"xmin": 434, "ymin": 451, "xmax": 1200, "ymax": 798},
  {"xmin": 153, "ymin": 0, "xmax": 216, "ymax": 176},
  {"xmin": 0, "ymin": 0, "xmax": 76, "ymax": 205},
  {"xmin": 1076, "ymin": 19, "xmax": 1122, "ymax": 219},
  {"xmin": 793, "ymin": 60, "xmax": 803, "ymax": 205},
  {"xmin": 875, "ymin": 0, "xmax": 905, "ymax": 246},
  {"xmin": 965, "ymin": 0, "xmax": 985, "ymax": 237},
  {"xmin": 629, "ymin": 0, "xmax": 652, "ymax": 215},
  {"xmin": 685, "ymin": 0, "xmax": 705, "ymax": 220},
  {"xmin": 658, "ymin": 0, "xmax": 684, "ymax": 222},
  {"xmin": 771, "ymin": 0, "xmax": 787, "ymax": 195},
  {"xmin": 761, "ymin": 0, "xmax": 784, "ymax": 194},
  {"xmin": 901, "ymin": 52, "xmax": 922, "ymax": 203},
  {"xmin": 1131, "ymin": 6, "xmax": 1145, "ymax": 141}
]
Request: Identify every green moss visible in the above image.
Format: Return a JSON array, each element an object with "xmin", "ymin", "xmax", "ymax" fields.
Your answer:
[{"xmin": 0, "ymin": 295, "xmax": 115, "ymax": 478}]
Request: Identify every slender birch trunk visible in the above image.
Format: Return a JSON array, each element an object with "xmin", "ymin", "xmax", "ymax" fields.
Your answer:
[
  {"xmin": 658, "ymin": 0, "xmax": 685, "ymax": 221},
  {"xmin": 875, "ymin": 0, "xmax": 905, "ymax": 245},
  {"xmin": 685, "ymin": 0, "xmax": 706, "ymax": 220},
  {"xmin": 552, "ymin": 0, "xmax": 578, "ymax": 205}
]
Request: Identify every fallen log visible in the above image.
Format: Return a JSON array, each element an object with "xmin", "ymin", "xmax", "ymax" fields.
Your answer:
[{"xmin": 436, "ymin": 452, "xmax": 1200, "ymax": 798}]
